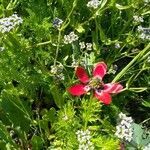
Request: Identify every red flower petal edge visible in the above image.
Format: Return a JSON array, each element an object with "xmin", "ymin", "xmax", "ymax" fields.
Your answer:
[
  {"xmin": 76, "ymin": 67, "xmax": 90, "ymax": 83},
  {"xmin": 67, "ymin": 84, "xmax": 87, "ymax": 96},
  {"xmin": 95, "ymin": 91, "xmax": 112, "ymax": 105},
  {"xmin": 93, "ymin": 62, "xmax": 107, "ymax": 80},
  {"xmin": 103, "ymin": 83, "xmax": 123, "ymax": 94}
]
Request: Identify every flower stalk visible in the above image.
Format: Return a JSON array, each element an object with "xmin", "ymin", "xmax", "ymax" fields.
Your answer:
[{"xmin": 112, "ymin": 43, "xmax": 150, "ymax": 82}]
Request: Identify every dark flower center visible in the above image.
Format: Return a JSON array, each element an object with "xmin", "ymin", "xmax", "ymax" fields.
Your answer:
[{"xmin": 88, "ymin": 77, "xmax": 103, "ymax": 90}]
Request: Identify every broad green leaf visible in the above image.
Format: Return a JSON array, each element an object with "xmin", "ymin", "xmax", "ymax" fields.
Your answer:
[
  {"xmin": 132, "ymin": 123, "xmax": 143, "ymax": 145},
  {"xmin": 1, "ymin": 90, "xmax": 31, "ymax": 132},
  {"xmin": 132, "ymin": 123, "xmax": 150, "ymax": 147}
]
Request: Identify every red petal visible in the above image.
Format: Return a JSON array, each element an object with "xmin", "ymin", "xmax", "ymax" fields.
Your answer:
[
  {"xmin": 103, "ymin": 83, "xmax": 123, "ymax": 94},
  {"xmin": 93, "ymin": 62, "xmax": 107, "ymax": 80},
  {"xmin": 76, "ymin": 67, "xmax": 90, "ymax": 83},
  {"xmin": 68, "ymin": 84, "xmax": 87, "ymax": 96},
  {"xmin": 95, "ymin": 91, "xmax": 112, "ymax": 105}
]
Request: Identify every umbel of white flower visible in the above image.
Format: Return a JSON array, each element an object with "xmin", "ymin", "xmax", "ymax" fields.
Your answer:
[
  {"xmin": 50, "ymin": 64, "xmax": 64, "ymax": 80},
  {"xmin": 79, "ymin": 42, "xmax": 93, "ymax": 51},
  {"xmin": 87, "ymin": 0, "xmax": 101, "ymax": 9},
  {"xmin": 137, "ymin": 26, "xmax": 150, "ymax": 40},
  {"xmin": 133, "ymin": 16, "xmax": 144, "ymax": 23},
  {"xmin": 0, "ymin": 14, "xmax": 23, "ymax": 33},
  {"xmin": 76, "ymin": 129, "xmax": 94, "ymax": 150},
  {"xmin": 64, "ymin": 32, "xmax": 79, "ymax": 44},
  {"xmin": 115, "ymin": 112, "xmax": 133, "ymax": 142}
]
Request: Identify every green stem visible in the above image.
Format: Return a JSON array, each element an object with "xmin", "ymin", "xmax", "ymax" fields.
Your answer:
[
  {"xmin": 54, "ymin": 30, "xmax": 61, "ymax": 66},
  {"xmin": 6, "ymin": 0, "xmax": 18, "ymax": 10},
  {"xmin": 81, "ymin": 7, "xmax": 108, "ymax": 26},
  {"xmin": 60, "ymin": 0, "xmax": 78, "ymax": 31},
  {"xmin": 112, "ymin": 43, "xmax": 150, "ymax": 82},
  {"xmin": 26, "ymin": 40, "xmax": 52, "ymax": 49}
]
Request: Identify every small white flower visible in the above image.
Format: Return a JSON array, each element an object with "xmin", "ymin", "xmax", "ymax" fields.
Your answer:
[
  {"xmin": 137, "ymin": 26, "xmax": 143, "ymax": 32},
  {"xmin": 76, "ymin": 129, "xmax": 94, "ymax": 150},
  {"xmin": 139, "ymin": 33, "xmax": 146, "ymax": 39},
  {"xmin": 133, "ymin": 15, "xmax": 144, "ymax": 23},
  {"xmin": 137, "ymin": 26, "xmax": 150, "ymax": 40},
  {"xmin": 115, "ymin": 43, "xmax": 121, "ymax": 49},
  {"xmin": 64, "ymin": 32, "xmax": 79, "ymax": 44},
  {"xmin": 119, "ymin": 112, "xmax": 126, "ymax": 119},
  {"xmin": 50, "ymin": 65, "xmax": 58, "ymax": 74},
  {"xmin": 86, "ymin": 43, "xmax": 92, "ymax": 51},
  {"xmin": 87, "ymin": 0, "xmax": 101, "ymax": 9},
  {"xmin": 50, "ymin": 64, "xmax": 64, "ymax": 80},
  {"xmin": 71, "ymin": 59, "xmax": 79, "ymax": 67},
  {"xmin": 79, "ymin": 42, "xmax": 86, "ymax": 49}
]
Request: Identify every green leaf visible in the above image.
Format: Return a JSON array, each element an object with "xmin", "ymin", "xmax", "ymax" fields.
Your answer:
[
  {"xmin": 75, "ymin": 24, "xmax": 85, "ymax": 33},
  {"xmin": 100, "ymin": 0, "xmax": 108, "ymax": 9},
  {"xmin": 43, "ymin": 108, "xmax": 56, "ymax": 123},
  {"xmin": 0, "ymin": 121, "xmax": 17, "ymax": 149},
  {"xmin": 99, "ymin": 25, "xmax": 107, "ymax": 43},
  {"xmin": 31, "ymin": 136, "xmax": 43, "ymax": 150},
  {"xmin": 132, "ymin": 123, "xmax": 150, "ymax": 147},
  {"xmin": 1, "ymin": 90, "xmax": 31, "ymax": 132},
  {"xmin": 142, "ymin": 10, "xmax": 150, "ymax": 15},
  {"xmin": 50, "ymin": 85, "xmax": 65, "ymax": 108},
  {"xmin": 132, "ymin": 123, "xmax": 143, "ymax": 145},
  {"xmin": 142, "ymin": 101, "xmax": 150, "ymax": 108}
]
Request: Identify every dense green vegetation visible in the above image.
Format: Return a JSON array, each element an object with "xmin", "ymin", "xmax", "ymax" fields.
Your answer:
[{"xmin": 0, "ymin": 0, "xmax": 150, "ymax": 149}]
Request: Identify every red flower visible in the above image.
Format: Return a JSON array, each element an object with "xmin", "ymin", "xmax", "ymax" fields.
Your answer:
[{"xmin": 68, "ymin": 62, "xmax": 123, "ymax": 105}]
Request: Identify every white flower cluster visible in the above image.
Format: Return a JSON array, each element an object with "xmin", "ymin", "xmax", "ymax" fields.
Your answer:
[
  {"xmin": 53, "ymin": 18, "xmax": 63, "ymax": 28},
  {"xmin": 79, "ymin": 42, "xmax": 92, "ymax": 51},
  {"xmin": 115, "ymin": 112, "xmax": 133, "ymax": 142},
  {"xmin": 87, "ymin": 0, "xmax": 101, "ymax": 9},
  {"xmin": 64, "ymin": 32, "xmax": 79, "ymax": 44},
  {"xmin": 137, "ymin": 26, "xmax": 150, "ymax": 40},
  {"xmin": 143, "ymin": 143, "xmax": 150, "ymax": 150},
  {"xmin": 133, "ymin": 15, "xmax": 144, "ymax": 23},
  {"xmin": 0, "ymin": 14, "xmax": 23, "ymax": 33},
  {"xmin": 50, "ymin": 64, "xmax": 64, "ymax": 80},
  {"xmin": 76, "ymin": 129, "xmax": 94, "ymax": 150}
]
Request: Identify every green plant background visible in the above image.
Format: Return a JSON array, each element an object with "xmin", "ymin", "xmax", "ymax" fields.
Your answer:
[{"xmin": 0, "ymin": 0, "xmax": 150, "ymax": 149}]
